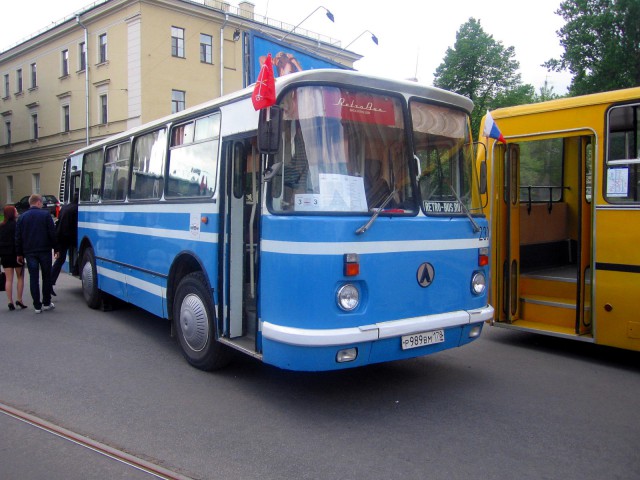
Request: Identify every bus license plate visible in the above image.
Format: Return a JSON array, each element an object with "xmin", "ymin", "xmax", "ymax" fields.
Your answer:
[{"xmin": 401, "ymin": 330, "xmax": 445, "ymax": 350}]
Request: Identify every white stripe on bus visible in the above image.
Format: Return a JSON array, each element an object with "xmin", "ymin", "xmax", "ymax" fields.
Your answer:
[
  {"xmin": 97, "ymin": 265, "xmax": 166, "ymax": 298},
  {"xmin": 261, "ymin": 238, "xmax": 488, "ymax": 255},
  {"xmin": 79, "ymin": 222, "xmax": 218, "ymax": 243}
]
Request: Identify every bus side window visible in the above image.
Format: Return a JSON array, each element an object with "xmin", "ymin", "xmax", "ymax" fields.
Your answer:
[
  {"xmin": 131, "ymin": 128, "xmax": 167, "ymax": 200},
  {"xmin": 80, "ymin": 150, "xmax": 104, "ymax": 202}
]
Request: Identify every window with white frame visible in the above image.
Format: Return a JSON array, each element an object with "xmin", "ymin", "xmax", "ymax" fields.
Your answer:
[
  {"xmin": 6, "ymin": 176, "xmax": 13, "ymax": 203},
  {"xmin": 200, "ymin": 34, "xmax": 212, "ymax": 63},
  {"xmin": 62, "ymin": 104, "xmax": 70, "ymax": 132},
  {"xmin": 16, "ymin": 69, "xmax": 22, "ymax": 93},
  {"xmin": 100, "ymin": 94, "xmax": 108, "ymax": 124},
  {"xmin": 32, "ymin": 173, "xmax": 41, "ymax": 194},
  {"xmin": 171, "ymin": 90, "xmax": 185, "ymax": 113},
  {"xmin": 31, "ymin": 113, "xmax": 38, "ymax": 140},
  {"xmin": 30, "ymin": 63, "xmax": 37, "ymax": 88},
  {"xmin": 61, "ymin": 49, "xmax": 69, "ymax": 76},
  {"xmin": 3, "ymin": 74, "xmax": 9, "ymax": 98},
  {"xmin": 79, "ymin": 41, "xmax": 86, "ymax": 71},
  {"xmin": 171, "ymin": 27, "xmax": 185, "ymax": 58},
  {"xmin": 4, "ymin": 121, "xmax": 10, "ymax": 146},
  {"xmin": 98, "ymin": 34, "xmax": 108, "ymax": 63}
]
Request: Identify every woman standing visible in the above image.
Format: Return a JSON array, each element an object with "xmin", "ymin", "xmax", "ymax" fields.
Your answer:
[{"xmin": 0, "ymin": 205, "xmax": 27, "ymax": 310}]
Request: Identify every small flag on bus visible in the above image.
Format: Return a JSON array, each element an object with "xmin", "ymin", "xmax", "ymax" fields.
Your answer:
[
  {"xmin": 483, "ymin": 110, "xmax": 506, "ymax": 144},
  {"xmin": 252, "ymin": 53, "xmax": 276, "ymax": 111}
]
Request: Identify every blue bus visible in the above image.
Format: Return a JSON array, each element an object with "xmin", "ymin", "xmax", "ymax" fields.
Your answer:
[{"xmin": 59, "ymin": 69, "xmax": 493, "ymax": 371}]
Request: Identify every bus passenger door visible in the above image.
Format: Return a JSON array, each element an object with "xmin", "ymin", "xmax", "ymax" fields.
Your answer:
[
  {"xmin": 496, "ymin": 143, "xmax": 520, "ymax": 323},
  {"xmin": 577, "ymin": 136, "xmax": 594, "ymax": 335},
  {"xmin": 221, "ymin": 139, "xmax": 259, "ymax": 349}
]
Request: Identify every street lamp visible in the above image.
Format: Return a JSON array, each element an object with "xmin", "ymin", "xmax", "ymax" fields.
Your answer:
[
  {"xmin": 344, "ymin": 30, "xmax": 379, "ymax": 50},
  {"xmin": 281, "ymin": 6, "xmax": 335, "ymax": 42}
]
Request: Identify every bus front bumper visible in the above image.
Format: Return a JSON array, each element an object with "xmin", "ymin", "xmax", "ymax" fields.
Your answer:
[{"xmin": 260, "ymin": 305, "xmax": 494, "ymax": 371}]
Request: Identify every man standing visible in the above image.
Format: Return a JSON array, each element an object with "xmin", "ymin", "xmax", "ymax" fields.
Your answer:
[
  {"xmin": 16, "ymin": 194, "xmax": 56, "ymax": 313},
  {"xmin": 50, "ymin": 194, "xmax": 79, "ymax": 294}
]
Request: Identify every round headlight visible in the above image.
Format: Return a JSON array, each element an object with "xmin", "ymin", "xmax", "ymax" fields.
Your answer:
[
  {"xmin": 337, "ymin": 284, "xmax": 360, "ymax": 311},
  {"xmin": 471, "ymin": 272, "xmax": 486, "ymax": 295}
]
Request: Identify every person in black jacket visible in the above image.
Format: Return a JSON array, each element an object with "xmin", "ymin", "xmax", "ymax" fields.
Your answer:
[
  {"xmin": 50, "ymin": 194, "xmax": 79, "ymax": 294},
  {"xmin": 0, "ymin": 205, "xmax": 27, "ymax": 310},
  {"xmin": 15, "ymin": 194, "xmax": 57, "ymax": 313}
]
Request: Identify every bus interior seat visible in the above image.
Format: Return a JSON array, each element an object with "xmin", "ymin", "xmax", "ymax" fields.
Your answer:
[{"xmin": 364, "ymin": 159, "xmax": 391, "ymax": 207}]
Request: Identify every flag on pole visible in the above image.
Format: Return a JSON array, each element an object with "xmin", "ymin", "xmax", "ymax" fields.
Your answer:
[
  {"xmin": 252, "ymin": 54, "xmax": 276, "ymax": 111},
  {"xmin": 483, "ymin": 110, "xmax": 506, "ymax": 143}
]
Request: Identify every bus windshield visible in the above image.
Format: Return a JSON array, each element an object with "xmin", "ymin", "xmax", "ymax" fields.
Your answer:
[
  {"xmin": 411, "ymin": 100, "xmax": 478, "ymax": 215},
  {"xmin": 269, "ymin": 86, "xmax": 415, "ymax": 213}
]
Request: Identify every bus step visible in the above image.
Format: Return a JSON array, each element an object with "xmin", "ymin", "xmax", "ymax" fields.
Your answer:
[
  {"xmin": 520, "ymin": 276, "xmax": 576, "ymax": 299},
  {"xmin": 519, "ymin": 295, "xmax": 576, "ymax": 329}
]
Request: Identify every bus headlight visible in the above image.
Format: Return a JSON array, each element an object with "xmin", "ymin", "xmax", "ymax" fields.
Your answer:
[
  {"xmin": 337, "ymin": 284, "xmax": 360, "ymax": 311},
  {"xmin": 471, "ymin": 272, "xmax": 486, "ymax": 295}
]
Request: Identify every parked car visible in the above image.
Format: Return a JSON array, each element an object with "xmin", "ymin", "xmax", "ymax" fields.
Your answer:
[{"xmin": 14, "ymin": 194, "xmax": 60, "ymax": 218}]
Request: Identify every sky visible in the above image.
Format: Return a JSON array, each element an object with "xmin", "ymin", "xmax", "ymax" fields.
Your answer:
[{"xmin": 0, "ymin": 0, "xmax": 573, "ymax": 94}]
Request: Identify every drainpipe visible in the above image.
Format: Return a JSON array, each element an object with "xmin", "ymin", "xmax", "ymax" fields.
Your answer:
[
  {"xmin": 77, "ymin": 14, "xmax": 90, "ymax": 145},
  {"xmin": 220, "ymin": 14, "xmax": 229, "ymax": 98}
]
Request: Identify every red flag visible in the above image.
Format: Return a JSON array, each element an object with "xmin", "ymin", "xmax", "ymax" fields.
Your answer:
[{"xmin": 252, "ymin": 54, "xmax": 276, "ymax": 111}]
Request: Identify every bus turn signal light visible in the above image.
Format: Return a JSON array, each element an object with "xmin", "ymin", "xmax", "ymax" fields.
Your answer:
[
  {"xmin": 344, "ymin": 253, "xmax": 360, "ymax": 276},
  {"xmin": 478, "ymin": 247, "xmax": 489, "ymax": 267}
]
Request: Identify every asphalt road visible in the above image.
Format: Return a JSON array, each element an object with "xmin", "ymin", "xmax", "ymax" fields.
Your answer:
[{"xmin": 1, "ymin": 272, "xmax": 638, "ymax": 480}]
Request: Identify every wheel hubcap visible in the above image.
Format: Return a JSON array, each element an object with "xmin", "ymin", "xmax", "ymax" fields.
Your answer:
[{"xmin": 180, "ymin": 293, "xmax": 209, "ymax": 352}]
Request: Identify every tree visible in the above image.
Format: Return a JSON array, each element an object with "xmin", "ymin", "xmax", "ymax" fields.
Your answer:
[
  {"xmin": 433, "ymin": 18, "xmax": 533, "ymax": 138},
  {"xmin": 545, "ymin": 0, "xmax": 640, "ymax": 96}
]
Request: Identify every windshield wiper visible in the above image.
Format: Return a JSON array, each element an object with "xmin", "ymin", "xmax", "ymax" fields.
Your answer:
[
  {"xmin": 356, "ymin": 188, "xmax": 397, "ymax": 235},
  {"xmin": 448, "ymin": 184, "xmax": 480, "ymax": 233}
]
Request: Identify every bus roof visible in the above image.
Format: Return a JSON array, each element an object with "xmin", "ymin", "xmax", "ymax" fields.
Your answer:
[
  {"xmin": 70, "ymin": 69, "xmax": 474, "ymax": 156},
  {"xmin": 490, "ymin": 86, "xmax": 640, "ymax": 120}
]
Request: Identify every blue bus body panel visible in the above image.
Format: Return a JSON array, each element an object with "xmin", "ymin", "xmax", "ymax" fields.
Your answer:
[
  {"xmin": 259, "ymin": 214, "xmax": 490, "ymax": 370},
  {"xmin": 78, "ymin": 205, "xmax": 220, "ymax": 318}
]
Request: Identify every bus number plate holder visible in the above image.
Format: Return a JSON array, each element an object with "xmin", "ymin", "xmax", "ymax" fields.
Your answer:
[{"xmin": 401, "ymin": 330, "xmax": 445, "ymax": 350}]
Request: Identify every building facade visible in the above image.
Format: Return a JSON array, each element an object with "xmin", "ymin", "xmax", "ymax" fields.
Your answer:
[{"xmin": 0, "ymin": 0, "xmax": 359, "ymax": 204}]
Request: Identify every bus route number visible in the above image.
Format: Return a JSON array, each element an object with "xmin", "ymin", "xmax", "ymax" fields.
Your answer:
[{"xmin": 401, "ymin": 329, "xmax": 445, "ymax": 350}]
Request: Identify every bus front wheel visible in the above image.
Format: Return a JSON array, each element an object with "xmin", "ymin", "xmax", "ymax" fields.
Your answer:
[
  {"xmin": 173, "ymin": 272, "xmax": 229, "ymax": 371},
  {"xmin": 81, "ymin": 247, "xmax": 102, "ymax": 309}
]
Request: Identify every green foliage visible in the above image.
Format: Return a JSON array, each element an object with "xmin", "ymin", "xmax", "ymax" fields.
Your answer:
[
  {"xmin": 545, "ymin": 0, "xmax": 640, "ymax": 95},
  {"xmin": 433, "ymin": 18, "xmax": 534, "ymax": 138}
]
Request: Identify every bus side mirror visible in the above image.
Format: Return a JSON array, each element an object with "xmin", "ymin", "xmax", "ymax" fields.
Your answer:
[
  {"xmin": 480, "ymin": 162, "xmax": 487, "ymax": 195},
  {"xmin": 257, "ymin": 105, "xmax": 283, "ymax": 155},
  {"xmin": 474, "ymin": 141, "xmax": 488, "ymax": 195}
]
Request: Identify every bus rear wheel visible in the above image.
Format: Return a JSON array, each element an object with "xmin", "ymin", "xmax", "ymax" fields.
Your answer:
[
  {"xmin": 81, "ymin": 247, "xmax": 102, "ymax": 309},
  {"xmin": 173, "ymin": 272, "xmax": 229, "ymax": 371}
]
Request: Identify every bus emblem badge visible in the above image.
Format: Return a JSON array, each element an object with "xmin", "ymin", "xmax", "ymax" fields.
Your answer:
[{"xmin": 417, "ymin": 263, "xmax": 435, "ymax": 288}]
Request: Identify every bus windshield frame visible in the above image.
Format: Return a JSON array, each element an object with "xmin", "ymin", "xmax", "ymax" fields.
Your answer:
[
  {"xmin": 410, "ymin": 99, "xmax": 480, "ymax": 216},
  {"xmin": 268, "ymin": 85, "xmax": 416, "ymax": 215}
]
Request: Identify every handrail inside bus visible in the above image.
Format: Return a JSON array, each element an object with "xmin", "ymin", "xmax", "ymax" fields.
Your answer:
[{"xmin": 520, "ymin": 185, "xmax": 571, "ymax": 214}]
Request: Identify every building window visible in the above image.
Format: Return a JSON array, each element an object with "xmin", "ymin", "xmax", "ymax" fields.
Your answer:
[
  {"xmin": 100, "ymin": 94, "xmax": 108, "ymax": 124},
  {"xmin": 79, "ymin": 41, "xmax": 86, "ymax": 71},
  {"xmin": 6, "ymin": 176, "xmax": 13, "ymax": 203},
  {"xmin": 30, "ymin": 63, "xmax": 37, "ymax": 88},
  {"xmin": 31, "ymin": 113, "xmax": 38, "ymax": 140},
  {"xmin": 16, "ymin": 69, "xmax": 23, "ymax": 94},
  {"xmin": 171, "ymin": 27, "xmax": 185, "ymax": 58},
  {"xmin": 99, "ymin": 34, "xmax": 108, "ymax": 63},
  {"xmin": 32, "ymin": 173, "xmax": 41, "ymax": 194},
  {"xmin": 61, "ymin": 49, "xmax": 69, "ymax": 76},
  {"xmin": 4, "ymin": 121, "xmax": 10, "ymax": 146},
  {"xmin": 3, "ymin": 74, "xmax": 8, "ymax": 98},
  {"xmin": 172, "ymin": 89, "xmax": 185, "ymax": 113},
  {"xmin": 62, "ymin": 105, "xmax": 70, "ymax": 132},
  {"xmin": 200, "ymin": 34, "xmax": 212, "ymax": 63}
]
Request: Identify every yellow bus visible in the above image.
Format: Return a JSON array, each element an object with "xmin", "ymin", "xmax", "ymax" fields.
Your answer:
[{"xmin": 480, "ymin": 87, "xmax": 640, "ymax": 351}]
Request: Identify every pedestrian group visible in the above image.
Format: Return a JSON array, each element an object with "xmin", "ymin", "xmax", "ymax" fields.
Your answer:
[{"xmin": 0, "ymin": 193, "xmax": 78, "ymax": 313}]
